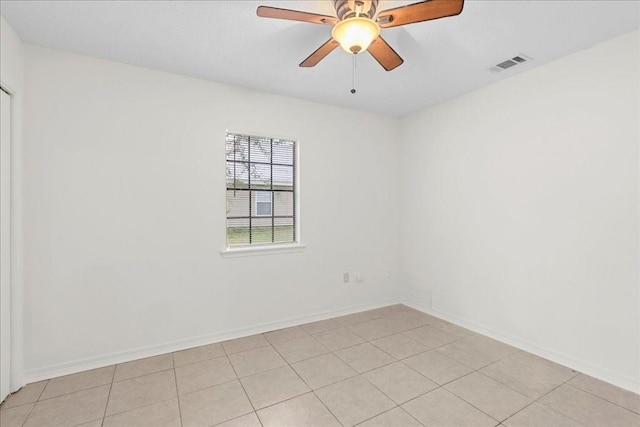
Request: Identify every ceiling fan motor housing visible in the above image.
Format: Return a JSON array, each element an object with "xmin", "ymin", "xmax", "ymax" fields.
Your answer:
[{"xmin": 334, "ymin": 0, "xmax": 378, "ymax": 20}]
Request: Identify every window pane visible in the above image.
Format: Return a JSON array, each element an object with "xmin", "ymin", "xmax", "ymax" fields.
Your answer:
[
  {"xmin": 250, "ymin": 137, "xmax": 271, "ymax": 163},
  {"xmin": 226, "ymin": 161, "xmax": 249, "ymax": 189},
  {"xmin": 273, "ymin": 165, "xmax": 293, "ymax": 187},
  {"xmin": 226, "ymin": 190, "xmax": 249, "ymax": 217},
  {"xmin": 249, "ymin": 163, "xmax": 271, "ymax": 189},
  {"xmin": 274, "ymin": 217, "xmax": 294, "ymax": 243},
  {"xmin": 252, "ymin": 218, "xmax": 272, "ymax": 244},
  {"xmin": 273, "ymin": 191, "xmax": 293, "ymax": 217},
  {"xmin": 226, "ymin": 134, "xmax": 249, "ymax": 162},
  {"xmin": 227, "ymin": 218, "xmax": 250, "ymax": 245},
  {"xmin": 272, "ymin": 140, "xmax": 294, "ymax": 165}
]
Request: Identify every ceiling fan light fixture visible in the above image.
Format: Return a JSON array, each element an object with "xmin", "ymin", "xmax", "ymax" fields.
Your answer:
[{"xmin": 332, "ymin": 17, "xmax": 380, "ymax": 54}]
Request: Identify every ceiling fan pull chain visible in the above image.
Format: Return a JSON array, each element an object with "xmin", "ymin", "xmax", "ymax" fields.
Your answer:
[{"xmin": 351, "ymin": 54, "xmax": 357, "ymax": 94}]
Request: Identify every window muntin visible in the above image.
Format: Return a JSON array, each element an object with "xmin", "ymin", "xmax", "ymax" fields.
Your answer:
[{"xmin": 226, "ymin": 133, "xmax": 296, "ymax": 246}]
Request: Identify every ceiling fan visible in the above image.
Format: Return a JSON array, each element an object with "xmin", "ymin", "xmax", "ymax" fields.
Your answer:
[{"xmin": 257, "ymin": 0, "xmax": 464, "ymax": 71}]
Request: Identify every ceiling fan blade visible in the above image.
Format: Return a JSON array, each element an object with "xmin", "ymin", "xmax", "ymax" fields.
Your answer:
[
  {"xmin": 377, "ymin": 0, "xmax": 464, "ymax": 28},
  {"xmin": 367, "ymin": 36, "xmax": 404, "ymax": 71},
  {"xmin": 299, "ymin": 39, "xmax": 340, "ymax": 67},
  {"xmin": 257, "ymin": 6, "xmax": 337, "ymax": 25}
]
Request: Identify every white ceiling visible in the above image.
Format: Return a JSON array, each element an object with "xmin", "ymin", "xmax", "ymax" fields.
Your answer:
[{"xmin": 1, "ymin": 0, "xmax": 638, "ymax": 116}]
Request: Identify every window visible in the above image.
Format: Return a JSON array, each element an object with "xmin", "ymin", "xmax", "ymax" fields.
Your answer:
[{"xmin": 226, "ymin": 132, "xmax": 296, "ymax": 247}]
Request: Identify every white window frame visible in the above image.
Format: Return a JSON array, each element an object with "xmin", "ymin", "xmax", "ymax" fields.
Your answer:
[{"xmin": 221, "ymin": 130, "xmax": 305, "ymax": 258}]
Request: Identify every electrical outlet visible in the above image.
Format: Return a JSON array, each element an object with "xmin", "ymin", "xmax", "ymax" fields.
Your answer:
[{"xmin": 343, "ymin": 273, "xmax": 349, "ymax": 283}]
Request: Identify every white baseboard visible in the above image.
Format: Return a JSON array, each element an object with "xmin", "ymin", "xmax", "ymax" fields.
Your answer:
[
  {"xmin": 402, "ymin": 298, "xmax": 640, "ymax": 394},
  {"xmin": 24, "ymin": 298, "xmax": 400, "ymax": 383}
]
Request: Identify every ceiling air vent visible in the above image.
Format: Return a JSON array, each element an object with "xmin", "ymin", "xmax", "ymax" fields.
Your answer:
[{"xmin": 490, "ymin": 54, "xmax": 532, "ymax": 72}]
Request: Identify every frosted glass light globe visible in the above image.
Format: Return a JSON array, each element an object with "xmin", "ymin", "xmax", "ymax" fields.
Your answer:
[{"xmin": 332, "ymin": 17, "xmax": 380, "ymax": 54}]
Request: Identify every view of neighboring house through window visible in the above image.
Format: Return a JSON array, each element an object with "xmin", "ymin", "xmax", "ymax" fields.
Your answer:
[
  {"xmin": 255, "ymin": 191, "xmax": 273, "ymax": 216},
  {"xmin": 226, "ymin": 132, "xmax": 296, "ymax": 246}
]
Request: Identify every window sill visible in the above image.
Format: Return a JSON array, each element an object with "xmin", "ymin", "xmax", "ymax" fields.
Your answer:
[{"xmin": 220, "ymin": 243, "xmax": 307, "ymax": 258}]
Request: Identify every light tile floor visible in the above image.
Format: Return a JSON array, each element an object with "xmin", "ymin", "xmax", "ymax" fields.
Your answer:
[{"xmin": 1, "ymin": 304, "xmax": 639, "ymax": 426}]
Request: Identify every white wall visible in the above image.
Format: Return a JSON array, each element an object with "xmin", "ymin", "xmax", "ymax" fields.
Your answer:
[
  {"xmin": 400, "ymin": 30, "xmax": 639, "ymax": 392},
  {"xmin": 21, "ymin": 45, "xmax": 401, "ymax": 379},
  {"xmin": 1, "ymin": 17, "xmax": 23, "ymax": 89},
  {"xmin": 0, "ymin": 15, "xmax": 25, "ymax": 391}
]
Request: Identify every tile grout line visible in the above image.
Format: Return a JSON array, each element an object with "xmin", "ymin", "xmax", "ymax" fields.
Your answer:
[
  {"xmin": 435, "ymin": 346, "xmax": 587, "ymax": 426},
  {"xmin": 101, "ymin": 361, "xmax": 183, "ymax": 421},
  {"xmin": 353, "ymin": 322, "xmax": 470, "ymax": 354},
  {"xmin": 348, "ymin": 371, "xmax": 402, "ymax": 423},
  {"xmin": 267, "ymin": 335, "xmax": 349, "ymax": 426},
  {"xmin": 280, "ymin": 350, "xmax": 346, "ymax": 426},
  {"xmin": 21, "ymin": 381, "xmax": 115, "ymax": 406},
  {"xmin": 211, "ymin": 412, "xmax": 260, "ymax": 427},
  {"xmin": 314, "ymin": 321, "xmax": 430, "ymax": 425},
  {"xmin": 422, "ymin": 323, "xmax": 616, "ymax": 422},
  {"xmin": 360, "ymin": 330, "xmax": 471, "ymax": 378},
  {"xmin": 177, "ymin": 375, "xmax": 247, "ymax": 399},
  {"xmin": 221, "ymin": 339, "xmax": 262, "ymax": 426},
  {"xmin": 559, "ymin": 382, "xmax": 639, "ymax": 420},
  {"xmin": 404, "ymin": 370, "xmax": 502, "ymax": 424},
  {"xmin": 112, "ymin": 365, "xmax": 175, "ymax": 384},
  {"xmin": 299, "ymin": 312, "xmax": 378, "ymax": 336},
  {"xmin": 19, "ymin": 365, "xmax": 176, "ymax": 410},
  {"xmin": 351, "ymin": 405, "xmax": 401, "ymax": 426},
  {"xmin": 265, "ymin": 333, "xmax": 310, "ymax": 347},
  {"xmin": 458, "ymin": 371, "xmax": 536, "ymax": 423},
  {"xmin": 332, "ymin": 309, "xmax": 445, "ymax": 425},
  {"xmin": 396, "ymin": 337, "xmax": 537, "ymax": 425},
  {"xmin": 501, "ymin": 352, "xmax": 580, "ymax": 382},
  {"xmin": 271, "ymin": 334, "xmax": 331, "ymax": 365},
  {"xmin": 100, "ymin": 396, "xmax": 179, "ymax": 424},
  {"xmin": 364, "ymin": 405, "xmax": 426, "ymax": 427},
  {"xmin": 563, "ymin": 379, "xmax": 640, "ymax": 415},
  {"xmin": 478, "ymin": 356, "xmax": 574, "ymax": 396},
  {"xmin": 500, "ymin": 370, "xmax": 585, "ymax": 425},
  {"xmin": 235, "ymin": 311, "xmax": 416, "ymax": 368},
  {"xmin": 35, "ymin": 380, "xmax": 49, "ymax": 401},
  {"xmin": 98, "ymin": 366, "xmax": 117, "ymax": 425},
  {"xmin": 223, "ymin": 343, "xmax": 272, "ymax": 357},
  {"xmin": 15, "ymin": 379, "xmax": 49, "ymax": 427},
  {"xmin": 264, "ymin": 334, "xmax": 342, "ymax": 425},
  {"xmin": 239, "ymin": 388, "xmax": 326, "ymax": 420},
  {"xmin": 171, "ymin": 343, "xmax": 227, "ymax": 369},
  {"xmin": 176, "ymin": 342, "xmax": 323, "ymax": 401},
  {"xmin": 309, "ymin": 390, "xmax": 344, "ymax": 426},
  {"xmin": 302, "ymin": 314, "xmax": 379, "ymax": 337},
  {"xmin": 170, "ymin": 354, "xmax": 184, "ymax": 427}
]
